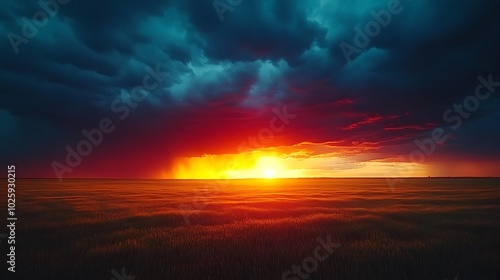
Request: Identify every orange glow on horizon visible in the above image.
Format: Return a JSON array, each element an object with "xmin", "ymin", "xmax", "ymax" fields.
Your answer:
[
  {"xmin": 169, "ymin": 151, "xmax": 289, "ymax": 179},
  {"xmin": 164, "ymin": 142, "xmax": 428, "ymax": 179}
]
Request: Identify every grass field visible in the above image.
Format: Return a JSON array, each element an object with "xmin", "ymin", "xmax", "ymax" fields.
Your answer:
[{"xmin": 1, "ymin": 178, "xmax": 499, "ymax": 279}]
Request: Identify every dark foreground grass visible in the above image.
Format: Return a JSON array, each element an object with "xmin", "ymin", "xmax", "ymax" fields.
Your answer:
[{"xmin": 0, "ymin": 178, "xmax": 499, "ymax": 279}]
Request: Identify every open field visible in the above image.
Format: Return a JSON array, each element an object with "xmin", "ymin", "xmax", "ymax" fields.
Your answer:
[{"xmin": 1, "ymin": 178, "xmax": 499, "ymax": 279}]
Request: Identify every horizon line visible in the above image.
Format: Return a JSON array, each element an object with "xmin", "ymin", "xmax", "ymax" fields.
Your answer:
[{"xmin": 4, "ymin": 176, "xmax": 500, "ymax": 180}]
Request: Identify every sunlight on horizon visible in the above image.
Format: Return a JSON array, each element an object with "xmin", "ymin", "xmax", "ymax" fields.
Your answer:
[{"xmin": 164, "ymin": 147, "xmax": 427, "ymax": 179}]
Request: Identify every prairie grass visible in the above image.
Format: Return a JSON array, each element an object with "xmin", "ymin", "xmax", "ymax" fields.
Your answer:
[{"xmin": 1, "ymin": 178, "xmax": 499, "ymax": 279}]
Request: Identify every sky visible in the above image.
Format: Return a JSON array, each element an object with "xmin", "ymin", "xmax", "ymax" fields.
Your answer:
[{"xmin": 1, "ymin": 0, "xmax": 500, "ymax": 179}]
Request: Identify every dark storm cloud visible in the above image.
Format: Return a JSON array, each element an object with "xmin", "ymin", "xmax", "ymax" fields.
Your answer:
[
  {"xmin": 180, "ymin": 0, "xmax": 324, "ymax": 63},
  {"xmin": 1, "ymin": 0, "xmax": 499, "ymax": 177}
]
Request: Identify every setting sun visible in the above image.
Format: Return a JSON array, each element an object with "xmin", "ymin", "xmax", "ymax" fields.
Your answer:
[
  {"xmin": 255, "ymin": 156, "xmax": 282, "ymax": 178},
  {"xmin": 264, "ymin": 169, "xmax": 276, "ymax": 178},
  {"xmin": 167, "ymin": 148, "xmax": 428, "ymax": 179},
  {"xmin": 170, "ymin": 152, "xmax": 288, "ymax": 179}
]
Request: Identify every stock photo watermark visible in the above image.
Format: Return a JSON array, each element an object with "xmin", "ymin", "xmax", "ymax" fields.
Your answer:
[
  {"xmin": 282, "ymin": 235, "xmax": 340, "ymax": 280},
  {"xmin": 111, "ymin": 267, "xmax": 135, "ymax": 280},
  {"xmin": 238, "ymin": 106, "xmax": 297, "ymax": 152},
  {"xmin": 6, "ymin": 165, "xmax": 16, "ymax": 273},
  {"xmin": 387, "ymin": 73, "xmax": 500, "ymax": 188},
  {"xmin": 7, "ymin": 0, "xmax": 71, "ymax": 54},
  {"xmin": 51, "ymin": 64, "xmax": 168, "ymax": 182},
  {"xmin": 179, "ymin": 105, "xmax": 297, "ymax": 225},
  {"xmin": 213, "ymin": 0, "xmax": 244, "ymax": 21},
  {"xmin": 340, "ymin": 0, "xmax": 409, "ymax": 63}
]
